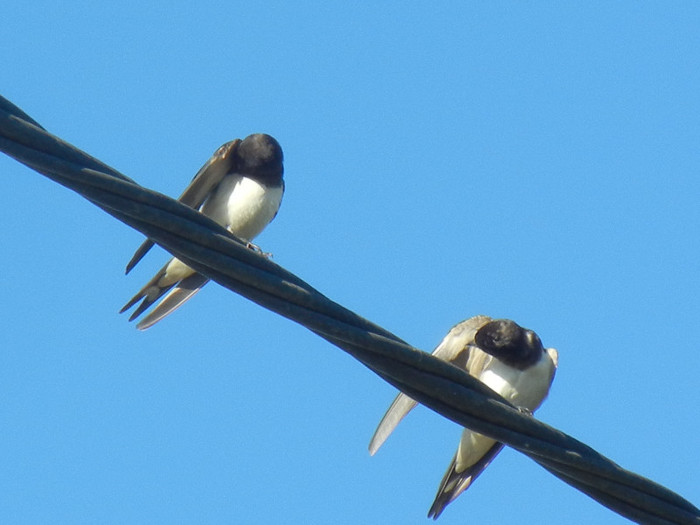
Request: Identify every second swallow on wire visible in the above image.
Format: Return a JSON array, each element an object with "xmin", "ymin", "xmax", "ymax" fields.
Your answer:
[
  {"xmin": 120, "ymin": 134, "xmax": 285, "ymax": 330},
  {"xmin": 369, "ymin": 315, "xmax": 558, "ymax": 519}
]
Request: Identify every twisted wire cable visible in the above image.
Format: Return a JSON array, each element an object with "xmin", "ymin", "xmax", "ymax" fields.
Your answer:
[{"xmin": 1, "ymin": 95, "xmax": 697, "ymax": 524}]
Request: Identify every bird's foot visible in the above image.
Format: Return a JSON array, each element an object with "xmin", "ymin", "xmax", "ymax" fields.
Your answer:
[{"xmin": 246, "ymin": 242, "xmax": 273, "ymax": 259}]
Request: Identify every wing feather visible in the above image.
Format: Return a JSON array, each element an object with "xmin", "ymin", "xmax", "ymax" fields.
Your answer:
[
  {"xmin": 368, "ymin": 315, "xmax": 492, "ymax": 454},
  {"xmin": 124, "ymin": 140, "xmax": 239, "ymax": 273}
]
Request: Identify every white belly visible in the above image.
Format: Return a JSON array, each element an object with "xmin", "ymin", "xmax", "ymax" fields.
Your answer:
[
  {"xmin": 157, "ymin": 175, "xmax": 283, "ymax": 289},
  {"xmin": 456, "ymin": 351, "xmax": 556, "ymax": 470}
]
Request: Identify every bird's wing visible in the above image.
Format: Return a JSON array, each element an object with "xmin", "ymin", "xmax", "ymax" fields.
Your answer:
[
  {"xmin": 368, "ymin": 315, "xmax": 492, "ymax": 454},
  {"xmin": 177, "ymin": 140, "xmax": 240, "ymax": 207},
  {"xmin": 369, "ymin": 392, "xmax": 418, "ymax": 456},
  {"xmin": 124, "ymin": 140, "xmax": 240, "ymax": 274},
  {"xmin": 124, "ymin": 239, "xmax": 157, "ymax": 276}
]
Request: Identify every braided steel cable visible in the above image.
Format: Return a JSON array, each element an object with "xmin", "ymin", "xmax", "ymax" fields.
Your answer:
[{"xmin": 1, "ymin": 95, "xmax": 697, "ymax": 524}]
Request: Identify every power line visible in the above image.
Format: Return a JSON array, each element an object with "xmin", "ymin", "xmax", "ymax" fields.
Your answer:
[{"xmin": 1, "ymin": 95, "xmax": 697, "ymax": 524}]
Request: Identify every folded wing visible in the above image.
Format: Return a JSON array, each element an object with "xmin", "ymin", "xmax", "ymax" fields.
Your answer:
[
  {"xmin": 368, "ymin": 315, "xmax": 492, "ymax": 453},
  {"xmin": 124, "ymin": 140, "xmax": 240, "ymax": 274}
]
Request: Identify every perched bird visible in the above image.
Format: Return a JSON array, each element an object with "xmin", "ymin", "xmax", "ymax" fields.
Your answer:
[
  {"xmin": 120, "ymin": 134, "xmax": 284, "ymax": 330},
  {"xmin": 369, "ymin": 315, "xmax": 558, "ymax": 519}
]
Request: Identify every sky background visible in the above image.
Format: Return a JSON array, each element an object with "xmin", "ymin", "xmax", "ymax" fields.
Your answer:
[{"xmin": 1, "ymin": 3, "xmax": 699, "ymax": 524}]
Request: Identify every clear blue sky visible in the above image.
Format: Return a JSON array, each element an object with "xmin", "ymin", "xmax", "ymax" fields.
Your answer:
[{"xmin": 1, "ymin": 3, "xmax": 698, "ymax": 524}]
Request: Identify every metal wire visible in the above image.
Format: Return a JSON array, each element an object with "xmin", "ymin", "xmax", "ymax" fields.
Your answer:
[{"xmin": 1, "ymin": 94, "xmax": 698, "ymax": 524}]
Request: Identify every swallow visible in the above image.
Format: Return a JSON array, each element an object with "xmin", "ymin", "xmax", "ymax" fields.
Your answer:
[
  {"xmin": 120, "ymin": 133, "xmax": 284, "ymax": 330},
  {"xmin": 369, "ymin": 315, "xmax": 558, "ymax": 519}
]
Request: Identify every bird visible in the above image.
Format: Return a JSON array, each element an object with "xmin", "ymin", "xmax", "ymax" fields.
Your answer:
[
  {"xmin": 368, "ymin": 315, "xmax": 558, "ymax": 519},
  {"xmin": 120, "ymin": 133, "xmax": 285, "ymax": 330}
]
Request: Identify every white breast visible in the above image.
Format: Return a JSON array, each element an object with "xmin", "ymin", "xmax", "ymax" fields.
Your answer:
[
  {"xmin": 479, "ymin": 351, "xmax": 556, "ymax": 411},
  {"xmin": 200, "ymin": 175, "xmax": 283, "ymax": 242},
  {"xmin": 455, "ymin": 349, "xmax": 557, "ymax": 469}
]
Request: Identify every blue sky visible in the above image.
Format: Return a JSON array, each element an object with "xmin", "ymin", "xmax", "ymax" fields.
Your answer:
[{"xmin": 1, "ymin": 3, "xmax": 699, "ymax": 523}]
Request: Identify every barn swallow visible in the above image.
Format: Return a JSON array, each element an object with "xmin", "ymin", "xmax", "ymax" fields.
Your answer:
[
  {"xmin": 120, "ymin": 134, "xmax": 284, "ymax": 330},
  {"xmin": 369, "ymin": 315, "xmax": 558, "ymax": 519}
]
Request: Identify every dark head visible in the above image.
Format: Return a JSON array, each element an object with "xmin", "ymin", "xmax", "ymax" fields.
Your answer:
[
  {"xmin": 474, "ymin": 319, "xmax": 544, "ymax": 369},
  {"xmin": 237, "ymin": 133, "xmax": 284, "ymax": 184}
]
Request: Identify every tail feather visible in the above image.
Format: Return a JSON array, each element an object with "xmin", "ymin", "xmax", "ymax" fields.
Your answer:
[
  {"xmin": 126, "ymin": 283, "xmax": 174, "ymax": 322},
  {"xmin": 135, "ymin": 273, "xmax": 209, "ymax": 330},
  {"xmin": 427, "ymin": 442, "xmax": 505, "ymax": 519},
  {"xmin": 120, "ymin": 263, "xmax": 170, "ymax": 315}
]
